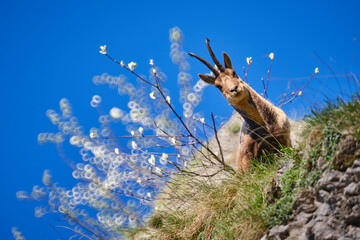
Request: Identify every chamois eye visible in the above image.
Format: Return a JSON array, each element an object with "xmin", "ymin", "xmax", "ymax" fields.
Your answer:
[
  {"xmin": 233, "ymin": 71, "xmax": 237, "ymax": 77},
  {"xmin": 216, "ymin": 85, "xmax": 223, "ymax": 91}
]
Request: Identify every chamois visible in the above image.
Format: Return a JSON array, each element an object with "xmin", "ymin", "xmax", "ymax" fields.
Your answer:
[{"xmin": 189, "ymin": 38, "xmax": 291, "ymax": 171}]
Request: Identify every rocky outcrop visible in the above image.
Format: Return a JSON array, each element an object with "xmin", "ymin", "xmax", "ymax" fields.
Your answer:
[{"xmin": 262, "ymin": 158, "xmax": 360, "ymax": 240}]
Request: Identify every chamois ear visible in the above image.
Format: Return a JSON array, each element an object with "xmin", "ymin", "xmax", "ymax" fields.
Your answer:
[
  {"xmin": 223, "ymin": 52, "xmax": 233, "ymax": 69},
  {"xmin": 199, "ymin": 74, "xmax": 215, "ymax": 85}
]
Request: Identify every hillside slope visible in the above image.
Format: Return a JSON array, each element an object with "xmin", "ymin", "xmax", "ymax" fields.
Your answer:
[{"xmin": 132, "ymin": 93, "xmax": 360, "ymax": 240}]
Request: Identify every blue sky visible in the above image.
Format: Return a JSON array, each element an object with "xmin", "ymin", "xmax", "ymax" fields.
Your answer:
[{"xmin": 1, "ymin": 0, "xmax": 360, "ymax": 239}]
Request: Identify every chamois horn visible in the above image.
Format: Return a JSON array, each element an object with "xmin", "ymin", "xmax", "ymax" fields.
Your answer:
[
  {"xmin": 188, "ymin": 52, "xmax": 219, "ymax": 77},
  {"xmin": 205, "ymin": 38, "xmax": 225, "ymax": 72}
]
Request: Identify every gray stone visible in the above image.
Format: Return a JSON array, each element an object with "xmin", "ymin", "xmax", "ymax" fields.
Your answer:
[
  {"xmin": 267, "ymin": 225, "xmax": 289, "ymax": 239},
  {"xmin": 346, "ymin": 167, "xmax": 360, "ymax": 182},
  {"xmin": 316, "ymin": 203, "xmax": 330, "ymax": 216},
  {"xmin": 346, "ymin": 225, "xmax": 360, "ymax": 239},
  {"xmin": 353, "ymin": 159, "xmax": 360, "ymax": 167},
  {"xmin": 338, "ymin": 237, "xmax": 354, "ymax": 240},
  {"xmin": 292, "ymin": 190, "xmax": 318, "ymax": 214},
  {"xmin": 345, "ymin": 213, "xmax": 360, "ymax": 226},
  {"xmin": 310, "ymin": 221, "xmax": 337, "ymax": 240},
  {"xmin": 345, "ymin": 166, "xmax": 360, "ymax": 175},
  {"xmin": 317, "ymin": 171, "xmax": 343, "ymax": 191},
  {"xmin": 344, "ymin": 182, "xmax": 360, "ymax": 196},
  {"xmin": 292, "ymin": 212, "xmax": 313, "ymax": 224},
  {"xmin": 347, "ymin": 196, "xmax": 360, "ymax": 207},
  {"xmin": 316, "ymin": 190, "xmax": 329, "ymax": 202},
  {"xmin": 338, "ymin": 173, "xmax": 353, "ymax": 188}
]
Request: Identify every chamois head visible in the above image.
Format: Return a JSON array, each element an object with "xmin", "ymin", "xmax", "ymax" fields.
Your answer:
[{"xmin": 189, "ymin": 38, "xmax": 249, "ymax": 106}]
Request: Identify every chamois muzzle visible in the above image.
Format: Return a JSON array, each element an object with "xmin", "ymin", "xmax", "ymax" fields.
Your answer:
[{"xmin": 230, "ymin": 85, "xmax": 239, "ymax": 93}]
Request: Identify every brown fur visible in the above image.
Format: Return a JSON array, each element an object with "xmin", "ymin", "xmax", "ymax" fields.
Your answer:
[{"xmin": 189, "ymin": 39, "xmax": 291, "ymax": 171}]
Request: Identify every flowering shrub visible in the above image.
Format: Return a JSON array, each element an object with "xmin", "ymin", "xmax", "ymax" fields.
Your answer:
[
  {"xmin": 16, "ymin": 27, "xmax": 239, "ymax": 239},
  {"xmin": 16, "ymin": 27, "xmax": 319, "ymax": 239}
]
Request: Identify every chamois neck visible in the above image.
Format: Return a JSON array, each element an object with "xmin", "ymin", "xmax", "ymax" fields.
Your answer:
[
  {"xmin": 232, "ymin": 88, "xmax": 264, "ymax": 127},
  {"xmin": 233, "ymin": 87, "xmax": 277, "ymax": 128}
]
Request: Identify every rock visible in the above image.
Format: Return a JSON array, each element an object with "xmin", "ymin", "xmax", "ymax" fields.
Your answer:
[
  {"xmin": 333, "ymin": 135, "xmax": 358, "ymax": 171},
  {"xmin": 345, "ymin": 213, "xmax": 360, "ymax": 227},
  {"xmin": 262, "ymin": 158, "xmax": 360, "ymax": 240},
  {"xmin": 337, "ymin": 173, "xmax": 353, "ymax": 188},
  {"xmin": 309, "ymin": 221, "xmax": 337, "ymax": 240},
  {"xmin": 338, "ymin": 237, "xmax": 354, "ymax": 240},
  {"xmin": 344, "ymin": 182, "xmax": 360, "ymax": 196},
  {"xmin": 316, "ymin": 189, "xmax": 329, "ymax": 202},
  {"xmin": 345, "ymin": 166, "xmax": 360, "ymax": 182},
  {"xmin": 347, "ymin": 225, "xmax": 360, "ymax": 239},
  {"xmin": 268, "ymin": 225, "xmax": 289, "ymax": 239},
  {"xmin": 347, "ymin": 196, "xmax": 360, "ymax": 207},
  {"xmin": 292, "ymin": 190, "xmax": 317, "ymax": 214},
  {"xmin": 353, "ymin": 159, "xmax": 360, "ymax": 167},
  {"xmin": 317, "ymin": 170, "xmax": 343, "ymax": 191},
  {"xmin": 316, "ymin": 203, "xmax": 330, "ymax": 216}
]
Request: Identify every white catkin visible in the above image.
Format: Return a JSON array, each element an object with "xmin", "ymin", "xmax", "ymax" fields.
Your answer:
[{"xmin": 25, "ymin": 27, "xmax": 219, "ymax": 240}]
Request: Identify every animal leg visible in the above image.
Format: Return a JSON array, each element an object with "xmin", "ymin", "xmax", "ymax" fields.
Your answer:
[{"xmin": 236, "ymin": 134, "xmax": 255, "ymax": 171}]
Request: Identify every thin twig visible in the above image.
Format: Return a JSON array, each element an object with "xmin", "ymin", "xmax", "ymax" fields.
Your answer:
[
  {"xmin": 211, "ymin": 112, "xmax": 224, "ymax": 163},
  {"xmin": 350, "ymin": 37, "xmax": 357, "ymax": 74},
  {"xmin": 57, "ymin": 226, "xmax": 95, "ymax": 240},
  {"xmin": 277, "ymin": 72, "xmax": 316, "ymax": 108},
  {"xmin": 105, "ymin": 54, "xmax": 156, "ymax": 87},
  {"xmin": 312, "ymin": 51, "xmax": 344, "ymax": 98},
  {"xmin": 244, "ymin": 65, "xmax": 250, "ymax": 83},
  {"xmin": 264, "ymin": 59, "xmax": 273, "ymax": 99}
]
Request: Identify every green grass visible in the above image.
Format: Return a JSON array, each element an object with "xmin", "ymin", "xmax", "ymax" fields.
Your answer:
[
  {"xmin": 131, "ymin": 158, "xmax": 280, "ymax": 240},
  {"xmin": 304, "ymin": 93, "xmax": 360, "ymax": 141},
  {"xmin": 229, "ymin": 122, "xmax": 241, "ymax": 134}
]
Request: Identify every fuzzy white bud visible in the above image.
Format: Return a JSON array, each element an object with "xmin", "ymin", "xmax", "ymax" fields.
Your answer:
[
  {"xmin": 166, "ymin": 96, "xmax": 171, "ymax": 104},
  {"xmin": 128, "ymin": 62, "xmax": 137, "ymax": 71},
  {"xmin": 115, "ymin": 148, "xmax": 120, "ymax": 155},
  {"xmin": 110, "ymin": 107, "xmax": 123, "ymax": 119},
  {"xmin": 269, "ymin": 53, "xmax": 274, "ymax": 60},
  {"xmin": 155, "ymin": 167, "xmax": 163, "ymax": 174},
  {"xmin": 99, "ymin": 45, "xmax": 107, "ymax": 55},
  {"xmin": 161, "ymin": 153, "xmax": 169, "ymax": 161},
  {"xmin": 148, "ymin": 155, "xmax": 155, "ymax": 166},
  {"xmin": 246, "ymin": 57, "xmax": 253, "ymax": 65}
]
